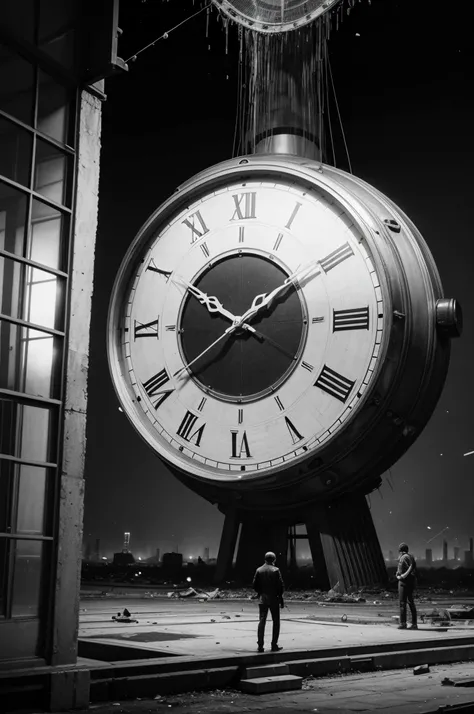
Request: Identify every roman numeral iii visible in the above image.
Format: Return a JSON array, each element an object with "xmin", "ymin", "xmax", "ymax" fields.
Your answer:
[
  {"xmin": 314, "ymin": 365, "xmax": 355, "ymax": 403},
  {"xmin": 333, "ymin": 307, "xmax": 369, "ymax": 332},
  {"xmin": 230, "ymin": 192, "xmax": 257, "ymax": 221}
]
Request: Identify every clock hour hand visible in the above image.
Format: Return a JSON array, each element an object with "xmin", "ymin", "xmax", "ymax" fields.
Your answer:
[
  {"xmin": 174, "ymin": 276, "xmax": 256, "ymax": 333},
  {"xmin": 240, "ymin": 258, "xmax": 321, "ymax": 324}
]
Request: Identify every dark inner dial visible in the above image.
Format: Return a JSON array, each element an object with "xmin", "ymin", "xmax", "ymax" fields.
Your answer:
[{"xmin": 179, "ymin": 254, "xmax": 306, "ymax": 401}]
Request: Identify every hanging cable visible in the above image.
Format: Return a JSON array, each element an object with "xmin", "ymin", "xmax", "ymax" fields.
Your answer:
[
  {"xmin": 124, "ymin": 2, "xmax": 212, "ymax": 64},
  {"xmin": 324, "ymin": 39, "xmax": 336, "ymax": 167},
  {"xmin": 327, "ymin": 51, "xmax": 352, "ymax": 174}
]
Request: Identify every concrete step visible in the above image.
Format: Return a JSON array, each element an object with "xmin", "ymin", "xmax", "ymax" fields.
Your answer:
[
  {"xmin": 240, "ymin": 674, "xmax": 303, "ymax": 694},
  {"xmin": 243, "ymin": 663, "xmax": 289, "ymax": 679}
]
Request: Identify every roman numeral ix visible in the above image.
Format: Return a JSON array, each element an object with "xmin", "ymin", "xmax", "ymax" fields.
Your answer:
[
  {"xmin": 314, "ymin": 365, "xmax": 355, "ymax": 403},
  {"xmin": 134, "ymin": 318, "xmax": 159, "ymax": 340},
  {"xmin": 333, "ymin": 307, "xmax": 370, "ymax": 332}
]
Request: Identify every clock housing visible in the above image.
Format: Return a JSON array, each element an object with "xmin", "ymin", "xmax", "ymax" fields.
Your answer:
[{"xmin": 108, "ymin": 154, "xmax": 456, "ymax": 511}]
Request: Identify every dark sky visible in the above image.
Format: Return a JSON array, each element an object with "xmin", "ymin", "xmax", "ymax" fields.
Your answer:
[{"xmin": 83, "ymin": 0, "xmax": 474, "ymax": 562}]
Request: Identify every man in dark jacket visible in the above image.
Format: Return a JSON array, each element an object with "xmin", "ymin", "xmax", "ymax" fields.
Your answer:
[
  {"xmin": 252, "ymin": 551, "xmax": 284, "ymax": 652},
  {"xmin": 396, "ymin": 542, "xmax": 417, "ymax": 630}
]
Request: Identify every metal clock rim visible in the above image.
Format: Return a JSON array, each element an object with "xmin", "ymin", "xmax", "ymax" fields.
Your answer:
[
  {"xmin": 107, "ymin": 157, "xmax": 393, "ymax": 483},
  {"xmin": 213, "ymin": 0, "xmax": 341, "ymax": 33}
]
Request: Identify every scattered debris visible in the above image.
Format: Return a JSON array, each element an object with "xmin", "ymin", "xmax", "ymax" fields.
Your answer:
[
  {"xmin": 413, "ymin": 664, "xmax": 430, "ymax": 675},
  {"xmin": 112, "ymin": 608, "xmax": 138, "ymax": 623},
  {"xmin": 167, "ymin": 587, "xmax": 220, "ymax": 600}
]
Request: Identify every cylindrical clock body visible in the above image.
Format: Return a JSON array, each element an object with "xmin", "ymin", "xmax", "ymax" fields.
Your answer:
[{"xmin": 108, "ymin": 155, "xmax": 460, "ymax": 516}]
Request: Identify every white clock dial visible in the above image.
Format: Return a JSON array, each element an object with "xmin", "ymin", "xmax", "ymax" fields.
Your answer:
[{"xmin": 115, "ymin": 178, "xmax": 386, "ymax": 481}]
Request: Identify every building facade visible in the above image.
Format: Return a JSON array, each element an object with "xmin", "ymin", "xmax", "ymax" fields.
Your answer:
[{"xmin": 0, "ymin": 0, "xmax": 125, "ymax": 708}]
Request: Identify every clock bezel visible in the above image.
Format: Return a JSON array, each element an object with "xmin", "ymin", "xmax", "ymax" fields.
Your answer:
[{"xmin": 107, "ymin": 156, "xmax": 392, "ymax": 484}]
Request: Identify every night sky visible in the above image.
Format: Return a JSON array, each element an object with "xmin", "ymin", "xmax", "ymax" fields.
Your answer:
[{"xmin": 83, "ymin": 0, "xmax": 474, "ymax": 562}]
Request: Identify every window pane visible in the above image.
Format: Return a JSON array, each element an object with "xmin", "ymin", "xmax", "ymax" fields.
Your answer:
[
  {"xmin": 0, "ymin": 460, "xmax": 13, "ymax": 532},
  {"xmin": 0, "ymin": 254, "xmax": 65, "ymax": 329},
  {"xmin": 0, "ymin": 320, "xmax": 61, "ymax": 400},
  {"xmin": 34, "ymin": 139, "xmax": 71, "ymax": 207},
  {"xmin": 0, "ymin": 117, "xmax": 32, "ymax": 188},
  {"xmin": 37, "ymin": 71, "xmax": 70, "ymax": 145},
  {"xmin": 0, "ymin": 180, "xmax": 28, "ymax": 255},
  {"xmin": 30, "ymin": 198, "xmax": 65, "ymax": 271},
  {"xmin": 16, "ymin": 465, "xmax": 47, "ymax": 534},
  {"xmin": 0, "ymin": 46, "xmax": 35, "ymax": 126},
  {"xmin": 0, "ymin": 399, "xmax": 55, "ymax": 463},
  {"xmin": 0, "ymin": 537, "xmax": 9, "ymax": 617},
  {"xmin": 12, "ymin": 539, "xmax": 43, "ymax": 617}
]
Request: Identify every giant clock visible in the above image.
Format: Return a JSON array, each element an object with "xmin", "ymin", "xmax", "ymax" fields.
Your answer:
[{"xmin": 108, "ymin": 155, "xmax": 461, "ymax": 510}]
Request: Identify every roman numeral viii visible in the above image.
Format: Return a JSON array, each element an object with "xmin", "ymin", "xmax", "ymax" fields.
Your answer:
[
  {"xmin": 333, "ymin": 307, "xmax": 369, "ymax": 332},
  {"xmin": 314, "ymin": 365, "xmax": 355, "ymax": 403},
  {"xmin": 142, "ymin": 368, "xmax": 174, "ymax": 409},
  {"xmin": 182, "ymin": 210, "xmax": 209, "ymax": 243},
  {"xmin": 176, "ymin": 411, "xmax": 206, "ymax": 447},
  {"xmin": 134, "ymin": 318, "xmax": 159, "ymax": 340},
  {"xmin": 230, "ymin": 192, "xmax": 257, "ymax": 221}
]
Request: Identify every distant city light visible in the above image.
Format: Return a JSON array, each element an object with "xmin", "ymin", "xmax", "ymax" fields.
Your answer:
[
  {"xmin": 138, "ymin": 556, "xmax": 142, "ymax": 560},
  {"xmin": 118, "ymin": 407, "xmax": 123, "ymax": 412},
  {"xmin": 427, "ymin": 526, "xmax": 432, "ymax": 529},
  {"xmin": 186, "ymin": 577, "xmax": 192, "ymax": 582},
  {"xmin": 102, "ymin": 556, "xmax": 108, "ymax": 560}
]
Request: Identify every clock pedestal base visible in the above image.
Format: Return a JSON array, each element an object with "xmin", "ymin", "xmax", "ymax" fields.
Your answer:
[{"xmin": 214, "ymin": 494, "xmax": 387, "ymax": 592}]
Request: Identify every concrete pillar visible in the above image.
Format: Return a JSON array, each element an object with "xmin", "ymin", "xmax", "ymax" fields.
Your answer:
[{"xmin": 47, "ymin": 89, "xmax": 102, "ymax": 668}]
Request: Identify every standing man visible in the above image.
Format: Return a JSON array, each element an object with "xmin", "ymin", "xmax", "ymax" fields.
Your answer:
[
  {"xmin": 396, "ymin": 542, "xmax": 418, "ymax": 630},
  {"xmin": 253, "ymin": 551, "xmax": 285, "ymax": 653}
]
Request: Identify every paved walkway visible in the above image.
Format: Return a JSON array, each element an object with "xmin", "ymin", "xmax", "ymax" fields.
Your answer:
[
  {"xmin": 79, "ymin": 598, "xmax": 472, "ymax": 660},
  {"xmin": 58, "ymin": 662, "xmax": 474, "ymax": 714}
]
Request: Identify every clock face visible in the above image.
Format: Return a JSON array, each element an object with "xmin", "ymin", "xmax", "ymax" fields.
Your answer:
[{"xmin": 112, "ymin": 178, "xmax": 386, "ymax": 482}]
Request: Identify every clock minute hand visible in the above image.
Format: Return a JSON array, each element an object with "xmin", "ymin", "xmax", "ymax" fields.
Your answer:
[
  {"xmin": 240, "ymin": 258, "xmax": 321, "ymax": 323},
  {"xmin": 174, "ymin": 324, "xmax": 237, "ymax": 378}
]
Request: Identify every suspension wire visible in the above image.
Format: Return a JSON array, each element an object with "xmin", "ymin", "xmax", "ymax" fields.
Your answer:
[
  {"xmin": 323, "ymin": 39, "xmax": 336, "ymax": 167},
  {"xmin": 124, "ymin": 2, "xmax": 212, "ymax": 64},
  {"xmin": 327, "ymin": 51, "xmax": 352, "ymax": 174}
]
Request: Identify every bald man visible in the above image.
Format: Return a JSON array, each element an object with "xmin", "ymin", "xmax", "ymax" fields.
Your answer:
[{"xmin": 253, "ymin": 551, "xmax": 285, "ymax": 652}]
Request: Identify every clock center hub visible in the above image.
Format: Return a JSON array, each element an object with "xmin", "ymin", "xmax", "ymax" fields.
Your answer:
[{"xmin": 179, "ymin": 253, "xmax": 307, "ymax": 402}]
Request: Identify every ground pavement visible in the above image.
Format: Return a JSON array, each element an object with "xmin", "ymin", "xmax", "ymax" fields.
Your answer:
[{"xmin": 53, "ymin": 662, "xmax": 474, "ymax": 714}]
